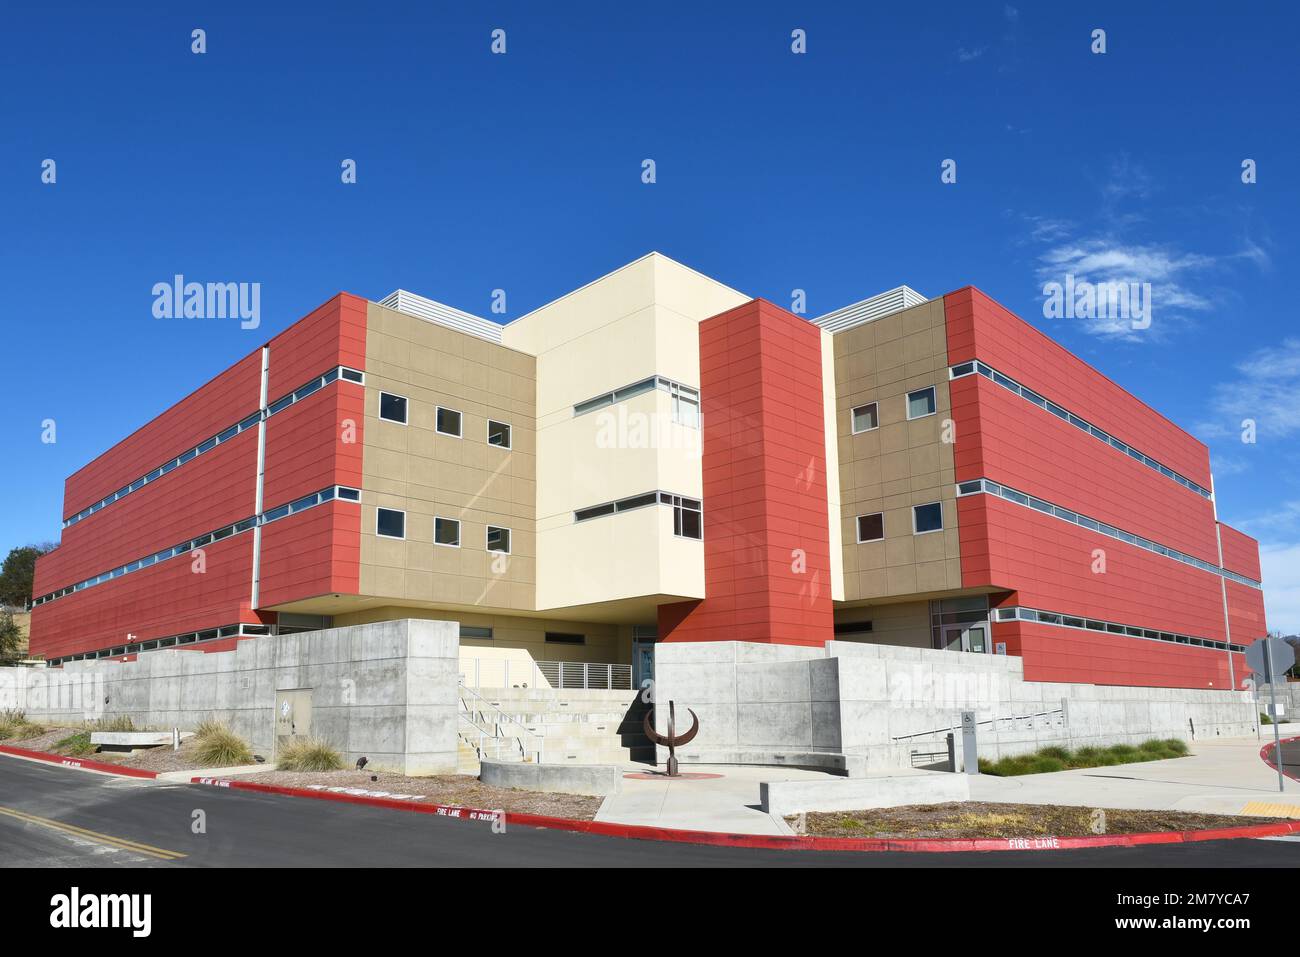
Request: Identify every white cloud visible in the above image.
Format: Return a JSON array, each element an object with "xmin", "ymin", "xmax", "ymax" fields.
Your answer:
[
  {"xmin": 1035, "ymin": 239, "xmax": 1217, "ymax": 341},
  {"xmin": 1261, "ymin": 541, "xmax": 1300, "ymax": 636},
  {"xmin": 1199, "ymin": 339, "xmax": 1300, "ymax": 442},
  {"xmin": 957, "ymin": 46, "xmax": 986, "ymax": 62}
]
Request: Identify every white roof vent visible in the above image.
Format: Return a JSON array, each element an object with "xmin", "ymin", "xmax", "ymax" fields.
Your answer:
[
  {"xmin": 378, "ymin": 289, "xmax": 503, "ymax": 344},
  {"xmin": 812, "ymin": 285, "xmax": 928, "ymax": 333}
]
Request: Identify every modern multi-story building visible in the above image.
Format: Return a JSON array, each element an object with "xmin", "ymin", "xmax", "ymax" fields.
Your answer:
[{"xmin": 30, "ymin": 253, "xmax": 1266, "ymax": 694}]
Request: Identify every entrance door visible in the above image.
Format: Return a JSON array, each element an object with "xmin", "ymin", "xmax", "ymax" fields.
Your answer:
[
  {"xmin": 941, "ymin": 624, "xmax": 989, "ymax": 654},
  {"xmin": 632, "ymin": 640, "xmax": 656, "ymax": 693},
  {"xmin": 275, "ymin": 688, "xmax": 312, "ymax": 753}
]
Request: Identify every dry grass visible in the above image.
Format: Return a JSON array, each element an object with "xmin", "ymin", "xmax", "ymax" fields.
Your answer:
[
  {"xmin": 793, "ymin": 802, "xmax": 1277, "ymax": 840},
  {"xmin": 276, "ymin": 738, "xmax": 344, "ymax": 772},
  {"xmin": 192, "ymin": 722, "xmax": 254, "ymax": 767}
]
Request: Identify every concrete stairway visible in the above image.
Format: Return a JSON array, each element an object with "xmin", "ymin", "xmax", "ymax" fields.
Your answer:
[{"xmin": 459, "ymin": 687, "xmax": 653, "ymax": 773}]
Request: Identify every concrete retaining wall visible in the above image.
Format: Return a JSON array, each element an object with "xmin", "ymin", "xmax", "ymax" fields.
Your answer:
[
  {"xmin": 0, "ymin": 619, "xmax": 460, "ymax": 775},
  {"xmin": 479, "ymin": 759, "xmax": 623, "ymax": 797},
  {"xmin": 760, "ymin": 771, "xmax": 971, "ymax": 815},
  {"xmin": 654, "ymin": 640, "xmax": 1257, "ymax": 771}
]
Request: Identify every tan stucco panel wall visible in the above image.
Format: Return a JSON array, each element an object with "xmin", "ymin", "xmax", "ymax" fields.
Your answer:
[
  {"xmin": 358, "ymin": 302, "xmax": 538, "ymax": 611},
  {"xmin": 834, "ymin": 599, "xmax": 932, "ymax": 649},
  {"xmin": 332, "ymin": 605, "xmax": 626, "ymax": 664},
  {"xmin": 833, "ymin": 299, "xmax": 961, "ymax": 601}
]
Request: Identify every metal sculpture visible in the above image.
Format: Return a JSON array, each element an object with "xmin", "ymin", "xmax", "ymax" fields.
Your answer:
[{"xmin": 642, "ymin": 700, "xmax": 699, "ymax": 777}]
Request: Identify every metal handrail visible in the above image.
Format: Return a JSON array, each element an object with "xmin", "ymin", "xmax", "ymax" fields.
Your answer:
[
  {"xmin": 457, "ymin": 681, "xmax": 544, "ymax": 762},
  {"xmin": 459, "ymin": 656, "xmax": 632, "ymax": 690},
  {"xmin": 891, "ymin": 708, "xmax": 1065, "ymax": 742}
]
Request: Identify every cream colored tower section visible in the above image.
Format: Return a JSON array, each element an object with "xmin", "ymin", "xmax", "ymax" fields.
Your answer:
[{"xmin": 501, "ymin": 253, "xmax": 749, "ymax": 611}]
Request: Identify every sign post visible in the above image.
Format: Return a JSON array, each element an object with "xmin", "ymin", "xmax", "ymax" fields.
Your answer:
[
  {"xmin": 961, "ymin": 710, "xmax": 978, "ymax": 775},
  {"xmin": 1246, "ymin": 637, "xmax": 1295, "ymax": 793}
]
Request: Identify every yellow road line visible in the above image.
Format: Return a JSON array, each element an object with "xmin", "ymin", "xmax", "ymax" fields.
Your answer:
[
  {"xmin": 0, "ymin": 805, "xmax": 186, "ymax": 860},
  {"xmin": 1241, "ymin": 801, "xmax": 1300, "ymax": 819}
]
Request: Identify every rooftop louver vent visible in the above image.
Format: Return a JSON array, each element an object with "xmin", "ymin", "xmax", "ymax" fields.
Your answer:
[
  {"xmin": 379, "ymin": 289, "xmax": 504, "ymax": 344},
  {"xmin": 811, "ymin": 285, "xmax": 928, "ymax": 333}
]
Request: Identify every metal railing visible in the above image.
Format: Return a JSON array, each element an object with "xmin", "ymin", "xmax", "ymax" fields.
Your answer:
[
  {"xmin": 891, "ymin": 708, "xmax": 1066, "ymax": 742},
  {"xmin": 459, "ymin": 657, "xmax": 632, "ymax": 691},
  {"xmin": 457, "ymin": 682, "xmax": 544, "ymax": 763}
]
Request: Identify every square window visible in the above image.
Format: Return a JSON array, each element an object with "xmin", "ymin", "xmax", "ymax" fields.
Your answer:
[
  {"xmin": 487, "ymin": 420, "xmax": 511, "ymax": 448},
  {"xmin": 906, "ymin": 387, "xmax": 936, "ymax": 419},
  {"xmin": 436, "ymin": 407, "xmax": 462, "ymax": 437},
  {"xmin": 379, "ymin": 392, "xmax": 408, "ymax": 424},
  {"xmin": 673, "ymin": 499, "xmax": 702, "ymax": 539},
  {"xmin": 912, "ymin": 502, "xmax": 943, "ymax": 534},
  {"xmin": 486, "ymin": 525, "xmax": 511, "ymax": 554},
  {"xmin": 376, "ymin": 508, "xmax": 405, "ymax": 539},
  {"xmin": 851, "ymin": 402, "xmax": 878, "ymax": 433},
  {"xmin": 434, "ymin": 516, "xmax": 460, "ymax": 547},
  {"xmin": 856, "ymin": 512, "xmax": 884, "ymax": 542}
]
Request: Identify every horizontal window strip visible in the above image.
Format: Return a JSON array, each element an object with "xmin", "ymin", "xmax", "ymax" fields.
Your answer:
[
  {"xmin": 574, "ymin": 489, "xmax": 700, "ymax": 523},
  {"xmin": 44, "ymin": 622, "xmax": 274, "ymax": 667},
  {"xmin": 62, "ymin": 365, "xmax": 365, "ymax": 529},
  {"xmin": 573, "ymin": 375, "xmax": 698, "ymax": 417},
  {"xmin": 993, "ymin": 605, "xmax": 1245, "ymax": 654},
  {"xmin": 34, "ymin": 485, "xmax": 362, "ymax": 607},
  {"xmin": 956, "ymin": 477, "xmax": 1261, "ymax": 589},
  {"xmin": 949, "ymin": 360, "xmax": 1212, "ymax": 499}
]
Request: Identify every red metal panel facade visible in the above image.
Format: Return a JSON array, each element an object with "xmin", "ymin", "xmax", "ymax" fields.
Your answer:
[
  {"xmin": 946, "ymin": 287, "xmax": 1262, "ymax": 688},
  {"xmin": 1219, "ymin": 523, "xmax": 1263, "ymax": 581},
  {"xmin": 40, "ymin": 431, "xmax": 259, "ymax": 593},
  {"xmin": 30, "ymin": 295, "xmax": 368, "ymax": 661},
  {"xmin": 659, "ymin": 299, "xmax": 833, "ymax": 646},
  {"xmin": 257, "ymin": 502, "xmax": 362, "ymax": 608},
  {"xmin": 30, "ymin": 536, "xmax": 258, "ymax": 662},
  {"xmin": 266, "ymin": 293, "xmax": 368, "ymax": 399},
  {"xmin": 62, "ymin": 351, "xmax": 264, "ymax": 518},
  {"xmin": 993, "ymin": 620, "xmax": 1244, "ymax": 690},
  {"xmin": 945, "ymin": 287, "xmax": 1212, "ymax": 488}
]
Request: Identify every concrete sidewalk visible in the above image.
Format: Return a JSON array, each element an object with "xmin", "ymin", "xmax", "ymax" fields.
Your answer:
[
  {"xmin": 594, "ymin": 764, "xmax": 947, "ymax": 835},
  {"xmin": 595, "ymin": 765, "xmax": 834, "ymax": 835},
  {"xmin": 969, "ymin": 729, "xmax": 1300, "ymax": 817},
  {"xmin": 594, "ymin": 729, "xmax": 1300, "ymax": 834}
]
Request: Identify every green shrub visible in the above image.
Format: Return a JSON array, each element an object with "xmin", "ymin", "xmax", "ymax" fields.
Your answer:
[
  {"xmin": 192, "ymin": 722, "xmax": 254, "ymax": 767},
  {"xmin": 979, "ymin": 738, "xmax": 1191, "ymax": 776},
  {"xmin": 1027, "ymin": 756, "xmax": 1066, "ymax": 774},
  {"xmin": 0, "ymin": 710, "xmax": 42, "ymax": 741},
  {"xmin": 276, "ymin": 738, "xmax": 344, "ymax": 772},
  {"xmin": 56, "ymin": 731, "xmax": 95, "ymax": 756},
  {"xmin": 1261, "ymin": 711, "xmax": 1274, "ymax": 725}
]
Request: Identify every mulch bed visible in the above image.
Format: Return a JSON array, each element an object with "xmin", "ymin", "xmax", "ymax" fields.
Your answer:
[
  {"xmin": 247, "ymin": 769, "xmax": 604, "ymax": 820},
  {"xmin": 791, "ymin": 802, "xmax": 1278, "ymax": 840}
]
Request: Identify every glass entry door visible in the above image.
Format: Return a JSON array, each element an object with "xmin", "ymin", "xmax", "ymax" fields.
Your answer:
[{"xmin": 942, "ymin": 624, "xmax": 988, "ymax": 653}]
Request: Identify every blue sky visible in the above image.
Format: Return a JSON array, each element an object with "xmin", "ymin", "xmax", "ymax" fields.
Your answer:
[{"xmin": 2, "ymin": 2, "xmax": 1297, "ymax": 630}]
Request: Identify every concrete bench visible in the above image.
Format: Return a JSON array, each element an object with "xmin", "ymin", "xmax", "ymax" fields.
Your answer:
[
  {"xmin": 479, "ymin": 759, "xmax": 622, "ymax": 797},
  {"xmin": 90, "ymin": 731, "xmax": 193, "ymax": 749},
  {"xmin": 760, "ymin": 771, "xmax": 970, "ymax": 815}
]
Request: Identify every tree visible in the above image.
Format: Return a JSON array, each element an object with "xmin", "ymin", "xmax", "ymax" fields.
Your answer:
[
  {"xmin": 0, "ymin": 610, "xmax": 21, "ymax": 666},
  {"xmin": 0, "ymin": 543, "xmax": 55, "ymax": 608}
]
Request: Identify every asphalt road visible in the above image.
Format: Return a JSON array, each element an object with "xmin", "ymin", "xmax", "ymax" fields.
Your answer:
[
  {"xmin": 1268, "ymin": 736, "xmax": 1300, "ymax": 781},
  {"xmin": 2, "ymin": 754, "xmax": 1299, "ymax": 868}
]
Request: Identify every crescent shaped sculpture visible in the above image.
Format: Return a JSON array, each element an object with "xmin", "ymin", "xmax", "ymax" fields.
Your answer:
[{"xmin": 642, "ymin": 700, "xmax": 699, "ymax": 776}]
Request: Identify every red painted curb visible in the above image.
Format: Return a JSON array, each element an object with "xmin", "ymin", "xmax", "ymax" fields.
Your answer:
[
  {"xmin": 1259, "ymin": 734, "xmax": 1300, "ymax": 783},
  {"xmin": 0, "ymin": 743, "xmax": 159, "ymax": 779},
  {"xmin": 189, "ymin": 776, "xmax": 1300, "ymax": 854}
]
